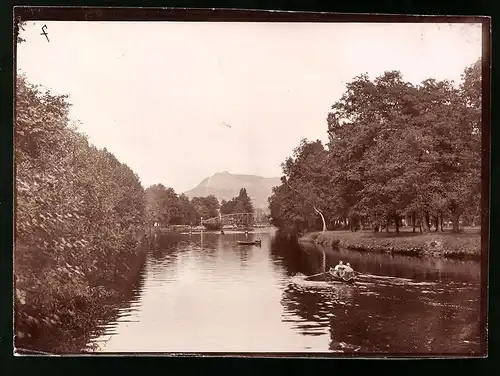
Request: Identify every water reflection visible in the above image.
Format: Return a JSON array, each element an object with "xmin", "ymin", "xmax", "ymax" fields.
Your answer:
[
  {"xmin": 293, "ymin": 242, "xmax": 481, "ymax": 284},
  {"xmin": 281, "ymin": 278, "xmax": 480, "ymax": 354},
  {"xmin": 87, "ymin": 230, "xmax": 483, "ymax": 355},
  {"xmin": 271, "ymin": 233, "xmax": 482, "ymax": 354}
]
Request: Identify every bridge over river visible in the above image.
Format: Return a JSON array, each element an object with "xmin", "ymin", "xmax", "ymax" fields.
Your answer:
[{"xmin": 201, "ymin": 212, "xmax": 270, "ymax": 228}]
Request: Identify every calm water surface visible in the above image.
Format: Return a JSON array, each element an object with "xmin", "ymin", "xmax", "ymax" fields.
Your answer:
[{"xmin": 88, "ymin": 230, "xmax": 482, "ymax": 354}]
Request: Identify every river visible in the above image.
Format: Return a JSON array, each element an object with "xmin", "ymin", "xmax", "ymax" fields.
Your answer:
[{"xmin": 87, "ymin": 229, "xmax": 483, "ymax": 355}]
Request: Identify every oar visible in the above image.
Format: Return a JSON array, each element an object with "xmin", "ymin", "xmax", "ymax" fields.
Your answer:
[{"xmin": 304, "ymin": 271, "xmax": 330, "ymax": 280}]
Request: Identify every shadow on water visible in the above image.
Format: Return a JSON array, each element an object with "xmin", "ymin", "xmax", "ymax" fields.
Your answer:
[
  {"xmin": 271, "ymin": 236, "xmax": 480, "ymax": 284},
  {"xmin": 82, "ymin": 256, "xmax": 148, "ymax": 352},
  {"xmin": 270, "ymin": 232, "xmax": 482, "ymax": 355},
  {"xmin": 281, "ymin": 281, "xmax": 481, "ymax": 354},
  {"xmin": 86, "ymin": 233, "xmax": 186, "ymax": 352},
  {"xmin": 269, "ymin": 234, "xmax": 322, "ymax": 277}
]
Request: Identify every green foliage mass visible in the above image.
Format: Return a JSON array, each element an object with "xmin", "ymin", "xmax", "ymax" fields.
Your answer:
[
  {"xmin": 269, "ymin": 60, "xmax": 482, "ymax": 235},
  {"xmin": 144, "ymin": 186, "xmax": 257, "ymax": 230},
  {"xmin": 145, "ymin": 185, "xmax": 221, "ymax": 227},
  {"xmin": 220, "ymin": 188, "xmax": 254, "ymax": 215},
  {"xmin": 15, "ymin": 73, "xmax": 148, "ymax": 352}
]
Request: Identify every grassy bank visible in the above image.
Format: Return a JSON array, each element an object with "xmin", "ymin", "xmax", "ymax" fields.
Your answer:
[{"xmin": 299, "ymin": 227, "xmax": 481, "ymax": 260}]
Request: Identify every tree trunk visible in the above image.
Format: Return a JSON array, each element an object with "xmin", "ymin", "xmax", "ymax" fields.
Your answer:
[
  {"xmin": 412, "ymin": 212, "xmax": 416, "ymax": 232},
  {"xmin": 440, "ymin": 213, "xmax": 444, "ymax": 232},
  {"xmin": 394, "ymin": 216, "xmax": 400, "ymax": 234},
  {"xmin": 434, "ymin": 215, "xmax": 439, "ymax": 232},
  {"xmin": 386, "ymin": 218, "xmax": 390, "ymax": 233},
  {"xmin": 349, "ymin": 217, "xmax": 359, "ymax": 232},
  {"xmin": 313, "ymin": 206, "xmax": 327, "ymax": 232},
  {"xmin": 321, "ymin": 249, "xmax": 326, "ymax": 273},
  {"xmin": 421, "ymin": 213, "xmax": 430, "ymax": 233},
  {"xmin": 451, "ymin": 213, "xmax": 460, "ymax": 233}
]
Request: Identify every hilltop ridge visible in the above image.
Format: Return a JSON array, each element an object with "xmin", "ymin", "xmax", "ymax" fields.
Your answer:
[{"xmin": 183, "ymin": 171, "xmax": 281, "ymax": 211}]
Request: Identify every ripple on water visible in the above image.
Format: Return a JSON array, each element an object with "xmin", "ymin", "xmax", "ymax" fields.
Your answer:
[{"xmin": 359, "ymin": 291, "xmax": 380, "ymax": 297}]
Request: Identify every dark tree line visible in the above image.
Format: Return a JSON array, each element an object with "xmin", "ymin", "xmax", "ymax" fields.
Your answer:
[
  {"xmin": 145, "ymin": 186, "xmax": 256, "ymax": 228},
  {"xmin": 145, "ymin": 185, "xmax": 220, "ymax": 226},
  {"xmin": 269, "ymin": 59, "xmax": 481, "ymax": 234},
  {"xmin": 220, "ymin": 188, "xmax": 254, "ymax": 215}
]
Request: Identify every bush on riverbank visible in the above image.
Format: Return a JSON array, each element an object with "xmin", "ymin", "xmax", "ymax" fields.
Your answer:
[
  {"xmin": 14, "ymin": 74, "xmax": 148, "ymax": 353},
  {"xmin": 299, "ymin": 228, "xmax": 481, "ymax": 260}
]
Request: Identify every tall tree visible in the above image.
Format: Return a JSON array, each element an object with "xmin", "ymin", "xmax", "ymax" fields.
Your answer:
[
  {"xmin": 191, "ymin": 195, "xmax": 220, "ymax": 221},
  {"xmin": 178, "ymin": 194, "xmax": 199, "ymax": 225},
  {"xmin": 235, "ymin": 188, "xmax": 254, "ymax": 214},
  {"xmin": 268, "ymin": 139, "xmax": 330, "ymax": 233},
  {"xmin": 269, "ymin": 61, "xmax": 481, "ymax": 235}
]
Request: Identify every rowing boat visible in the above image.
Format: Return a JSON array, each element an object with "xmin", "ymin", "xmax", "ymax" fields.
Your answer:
[
  {"xmin": 237, "ymin": 240, "xmax": 262, "ymax": 246},
  {"xmin": 305, "ymin": 270, "xmax": 357, "ymax": 284}
]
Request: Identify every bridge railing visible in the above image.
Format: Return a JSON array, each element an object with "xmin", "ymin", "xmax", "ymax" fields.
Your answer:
[{"xmin": 202, "ymin": 212, "xmax": 270, "ymax": 226}]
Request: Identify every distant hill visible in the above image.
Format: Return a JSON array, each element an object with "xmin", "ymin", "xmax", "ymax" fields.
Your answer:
[{"xmin": 183, "ymin": 171, "xmax": 281, "ymax": 211}]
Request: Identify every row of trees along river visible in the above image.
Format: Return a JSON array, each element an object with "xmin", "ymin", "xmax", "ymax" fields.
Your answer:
[
  {"xmin": 145, "ymin": 185, "xmax": 256, "ymax": 230},
  {"xmin": 268, "ymin": 59, "xmax": 481, "ymax": 235},
  {"xmin": 14, "ymin": 70, "xmax": 256, "ymax": 350}
]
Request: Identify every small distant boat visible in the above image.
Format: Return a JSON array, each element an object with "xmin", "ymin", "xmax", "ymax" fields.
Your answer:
[{"xmin": 237, "ymin": 239, "xmax": 262, "ymax": 246}]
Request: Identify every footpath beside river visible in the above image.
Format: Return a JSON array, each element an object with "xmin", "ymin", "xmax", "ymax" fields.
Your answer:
[{"xmin": 299, "ymin": 228, "xmax": 481, "ymax": 260}]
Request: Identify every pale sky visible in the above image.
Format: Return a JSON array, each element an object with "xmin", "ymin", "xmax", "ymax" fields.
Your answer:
[{"xmin": 16, "ymin": 21, "xmax": 482, "ymax": 192}]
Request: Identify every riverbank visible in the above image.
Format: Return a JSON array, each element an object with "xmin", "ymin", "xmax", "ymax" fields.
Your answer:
[
  {"xmin": 14, "ymin": 233, "xmax": 151, "ymax": 354},
  {"xmin": 299, "ymin": 228, "xmax": 481, "ymax": 260}
]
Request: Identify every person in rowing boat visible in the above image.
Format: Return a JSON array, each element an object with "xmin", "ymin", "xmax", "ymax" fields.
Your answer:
[
  {"xmin": 343, "ymin": 262, "xmax": 355, "ymax": 279},
  {"xmin": 329, "ymin": 260, "xmax": 347, "ymax": 278}
]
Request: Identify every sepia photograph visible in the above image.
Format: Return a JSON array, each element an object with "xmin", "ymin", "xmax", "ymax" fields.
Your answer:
[{"xmin": 13, "ymin": 8, "xmax": 489, "ymax": 357}]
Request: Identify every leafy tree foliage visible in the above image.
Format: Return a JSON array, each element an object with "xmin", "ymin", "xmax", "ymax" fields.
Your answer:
[
  {"xmin": 220, "ymin": 188, "xmax": 254, "ymax": 215},
  {"xmin": 268, "ymin": 140, "xmax": 329, "ymax": 233},
  {"xmin": 145, "ymin": 185, "xmax": 221, "ymax": 226},
  {"xmin": 269, "ymin": 59, "xmax": 481, "ymax": 234},
  {"xmin": 15, "ymin": 73, "xmax": 147, "ymax": 349},
  {"xmin": 177, "ymin": 193, "xmax": 199, "ymax": 225},
  {"xmin": 191, "ymin": 194, "xmax": 220, "ymax": 221},
  {"xmin": 145, "ymin": 184, "xmax": 181, "ymax": 225}
]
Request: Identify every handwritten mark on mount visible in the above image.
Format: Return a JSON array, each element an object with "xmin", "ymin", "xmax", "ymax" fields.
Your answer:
[{"xmin": 41, "ymin": 25, "xmax": 50, "ymax": 42}]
